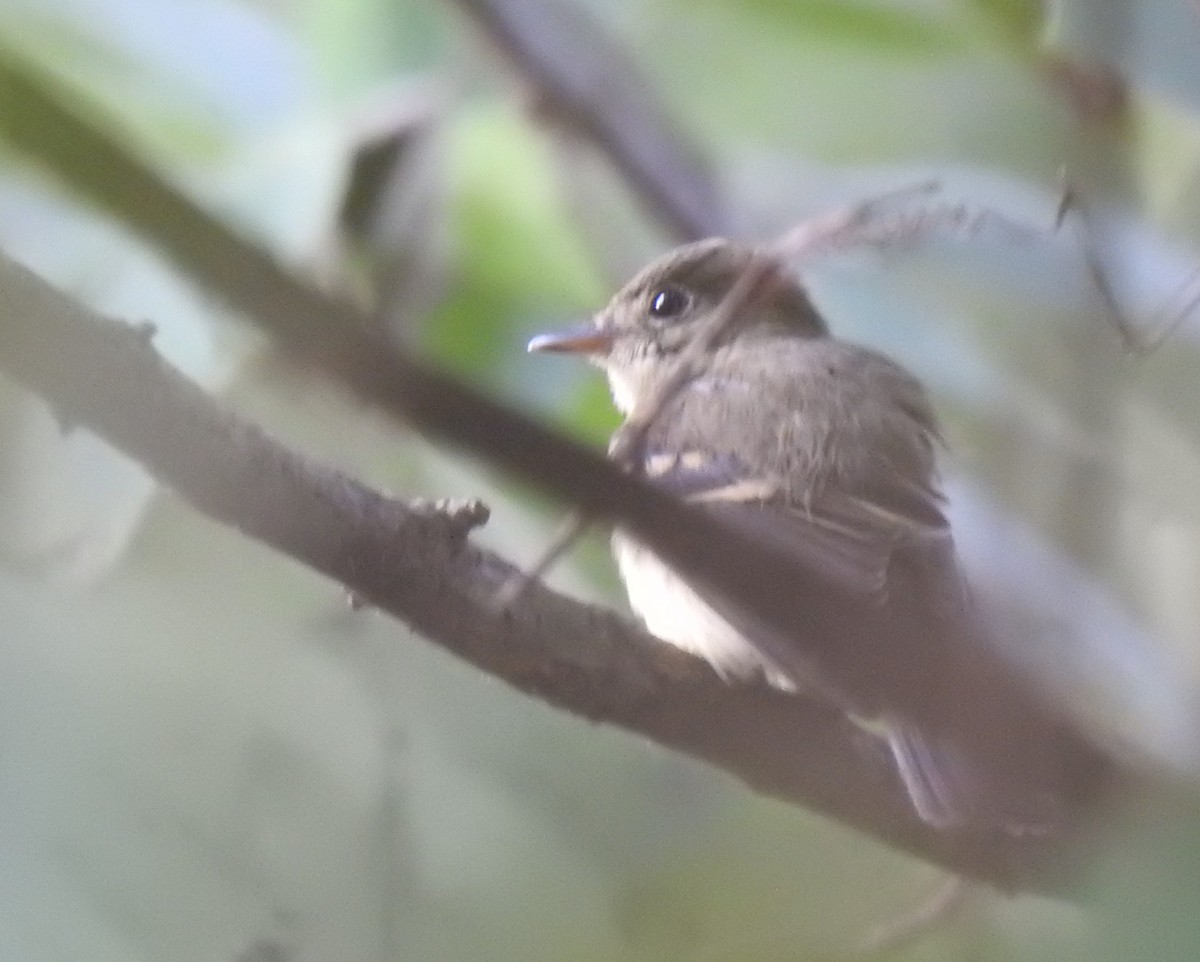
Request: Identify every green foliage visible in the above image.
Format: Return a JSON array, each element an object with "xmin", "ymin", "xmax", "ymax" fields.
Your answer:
[
  {"xmin": 960, "ymin": 0, "xmax": 1046, "ymax": 48},
  {"xmin": 424, "ymin": 107, "xmax": 606, "ymax": 385},
  {"xmin": 694, "ymin": 0, "xmax": 967, "ymax": 57}
]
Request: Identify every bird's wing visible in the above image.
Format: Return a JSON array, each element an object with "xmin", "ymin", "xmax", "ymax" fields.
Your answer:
[
  {"xmin": 641, "ymin": 447, "xmax": 954, "ymax": 605},
  {"xmin": 641, "ymin": 448, "xmax": 1010, "ymax": 828}
]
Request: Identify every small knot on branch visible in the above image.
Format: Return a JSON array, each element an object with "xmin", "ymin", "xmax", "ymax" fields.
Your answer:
[{"xmin": 416, "ymin": 496, "xmax": 491, "ymax": 544}]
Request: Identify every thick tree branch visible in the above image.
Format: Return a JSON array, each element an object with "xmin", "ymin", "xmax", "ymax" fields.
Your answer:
[{"xmin": 0, "ymin": 252, "xmax": 1090, "ymax": 893}]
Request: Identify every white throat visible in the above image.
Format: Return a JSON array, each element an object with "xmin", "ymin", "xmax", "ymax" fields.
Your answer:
[
  {"xmin": 605, "ymin": 367, "xmax": 638, "ymax": 415},
  {"xmin": 603, "ymin": 358, "xmax": 658, "ymax": 416}
]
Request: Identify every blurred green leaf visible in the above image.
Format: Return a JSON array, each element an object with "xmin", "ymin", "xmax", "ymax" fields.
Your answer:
[
  {"xmin": 563, "ymin": 375, "xmax": 621, "ymax": 447},
  {"xmin": 424, "ymin": 107, "xmax": 605, "ymax": 382},
  {"xmin": 691, "ymin": 0, "xmax": 967, "ymax": 56},
  {"xmin": 960, "ymin": 0, "xmax": 1046, "ymax": 48},
  {"xmin": 303, "ymin": 0, "xmax": 445, "ymax": 96}
]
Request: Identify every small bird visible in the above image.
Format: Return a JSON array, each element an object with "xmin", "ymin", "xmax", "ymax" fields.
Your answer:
[{"xmin": 529, "ymin": 238, "xmax": 1103, "ymax": 831}]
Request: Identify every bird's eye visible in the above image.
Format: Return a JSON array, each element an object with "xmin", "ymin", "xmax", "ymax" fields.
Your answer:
[{"xmin": 648, "ymin": 285, "xmax": 689, "ymax": 319}]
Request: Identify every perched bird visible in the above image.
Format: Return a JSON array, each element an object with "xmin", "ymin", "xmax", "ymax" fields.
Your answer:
[{"xmin": 529, "ymin": 238, "xmax": 1105, "ymax": 831}]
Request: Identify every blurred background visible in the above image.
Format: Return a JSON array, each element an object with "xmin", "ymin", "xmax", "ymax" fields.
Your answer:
[{"xmin": 3, "ymin": 0, "xmax": 1200, "ymax": 959}]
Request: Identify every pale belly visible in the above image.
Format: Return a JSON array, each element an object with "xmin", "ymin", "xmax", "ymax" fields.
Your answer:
[
  {"xmin": 612, "ymin": 536, "xmax": 978, "ymax": 827},
  {"xmin": 611, "ymin": 531, "xmax": 795, "ymax": 690}
]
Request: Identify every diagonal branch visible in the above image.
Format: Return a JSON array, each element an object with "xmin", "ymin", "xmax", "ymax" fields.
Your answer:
[
  {"xmin": 0, "ymin": 250, "xmax": 1090, "ymax": 894},
  {"xmin": 445, "ymin": 0, "xmax": 728, "ymax": 241}
]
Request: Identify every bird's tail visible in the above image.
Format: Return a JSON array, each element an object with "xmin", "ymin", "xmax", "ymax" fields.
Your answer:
[{"xmin": 883, "ymin": 717, "xmax": 1063, "ymax": 833}]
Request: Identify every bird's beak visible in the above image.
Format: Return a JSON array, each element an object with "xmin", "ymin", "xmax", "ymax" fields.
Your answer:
[{"xmin": 527, "ymin": 323, "xmax": 613, "ymax": 356}]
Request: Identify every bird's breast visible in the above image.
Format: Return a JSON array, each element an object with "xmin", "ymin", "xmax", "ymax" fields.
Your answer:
[{"xmin": 611, "ymin": 530, "xmax": 794, "ymax": 689}]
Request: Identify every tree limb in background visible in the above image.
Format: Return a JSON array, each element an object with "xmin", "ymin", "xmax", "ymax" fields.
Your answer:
[
  {"xmin": 445, "ymin": 0, "xmax": 728, "ymax": 240},
  {"xmin": 0, "ymin": 250, "xmax": 1090, "ymax": 893}
]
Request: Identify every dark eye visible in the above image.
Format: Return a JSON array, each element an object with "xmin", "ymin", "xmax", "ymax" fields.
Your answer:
[{"xmin": 648, "ymin": 285, "xmax": 689, "ymax": 319}]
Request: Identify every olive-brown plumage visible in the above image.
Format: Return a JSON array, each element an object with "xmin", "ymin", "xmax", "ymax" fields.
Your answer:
[{"xmin": 530, "ymin": 238, "xmax": 1104, "ymax": 830}]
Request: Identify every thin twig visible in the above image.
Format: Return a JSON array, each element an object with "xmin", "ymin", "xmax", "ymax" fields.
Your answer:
[
  {"xmin": 493, "ymin": 510, "xmax": 589, "ymax": 608},
  {"xmin": 1057, "ymin": 182, "xmax": 1200, "ymax": 353},
  {"xmin": 691, "ymin": 873, "xmax": 967, "ymax": 962},
  {"xmin": 772, "ymin": 179, "xmax": 942, "ymax": 259},
  {"xmin": 852, "ymin": 876, "xmax": 968, "ymax": 958}
]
